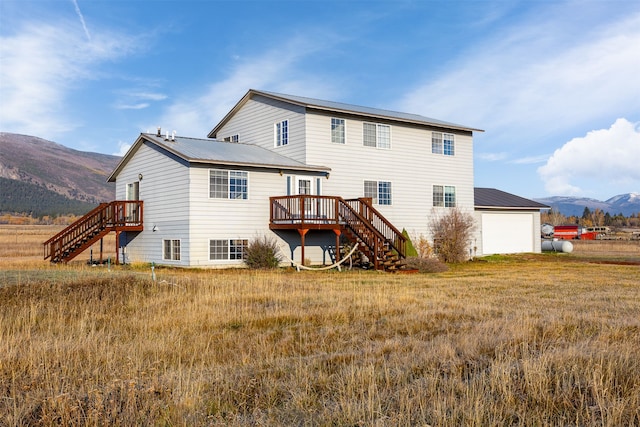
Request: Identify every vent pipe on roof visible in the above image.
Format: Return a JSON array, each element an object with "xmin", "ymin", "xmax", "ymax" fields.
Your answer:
[
  {"xmin": 171, "ymin": 130, "xmax": 176, "ymax": 141},
  {"xmin": 165, "ymin": 131, "xmax": 170, "ymax": 141},
  {"xmin": 157, "ymin": 127, "xmax": 161, "ymax": 137}
]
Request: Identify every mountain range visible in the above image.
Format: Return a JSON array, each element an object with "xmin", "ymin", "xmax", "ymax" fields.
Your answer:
[
  {"xmin": 534, "ymin": 194, "xmax": 640, "ymax": 217},
  {"xmin": 1, "ymin": 132, "xmax": 638, "ymax": 218},
  {"xmin": 0, "ymin": 132, "xmax": 119, "ymax": 217}
]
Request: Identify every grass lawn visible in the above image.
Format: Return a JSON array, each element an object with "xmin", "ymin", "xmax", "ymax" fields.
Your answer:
[{"xmin": 1, "ymin": 225, "xmax": 639, "ymax": 425}]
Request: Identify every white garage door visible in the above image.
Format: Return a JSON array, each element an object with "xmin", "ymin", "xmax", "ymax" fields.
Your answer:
[{"xmin": 481, "ymin": 213, "xmax": 534, "ymax": 255}]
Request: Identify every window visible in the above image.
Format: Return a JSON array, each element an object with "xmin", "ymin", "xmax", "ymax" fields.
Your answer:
[
  {"xmin": 444, "ymin": 186, "xmax": 456, "ymax": 207},
  {"xmin": 364, "ymin": 180, "xmax": 392, "ymax": 205},
  {"xmin": 275, "ymin": 120, "xmax": 288, "ymax": 146},
  {"xmin": 443, "ymin": 133, "xmax": 455, "ymax": 155},
  {"xmin": 433, "ymin": 185, "xmax": 456, "ymax": 207},
  {"xmin": 210, "ymin": 239, "xmax": 248, "ymax": 260},
  {"xmin": 363, "ymin": 123, "xmax": 390, "ymax": 149},
  {"xmin": 432, "ymin": 132, "xmax": 454, "ymax": 156},
  {"xmin": 331, "ymin": 118, "xmax": 345, "ymax": 144},
  {"xmin": 223, "ymin": 134, "xmax": 239, "ymax": 143},
  {"xmin": 229, "ymin": 171, "xmax": 248, "ymax": 199},
  {"xmin": 163, "ymin": 239, "xmax": 180, "ymax": 260},
  {"xmin": 209, "ymin": 170, "xmax": 248, "ymax": 199}
]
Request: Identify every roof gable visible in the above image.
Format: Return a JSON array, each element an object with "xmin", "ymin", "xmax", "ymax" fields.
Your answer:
[
  {"xmin": 208, "ymin": 89, "xmax": 483, "ymax": 138},
  {"xmin": 108, "ymin": 133, "xmax": 329, "ymax": 182},
  {"xmin": 474, "ymin": 187, "xmax": 549, "ymax": 210}
]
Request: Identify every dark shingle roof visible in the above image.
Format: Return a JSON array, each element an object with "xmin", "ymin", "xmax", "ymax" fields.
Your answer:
[{"xmin": 475, "ymin": 188, "xmax": 549, "ymax": 210}]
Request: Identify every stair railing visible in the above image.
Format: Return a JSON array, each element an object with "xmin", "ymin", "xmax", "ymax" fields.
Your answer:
[
  {"xmin": 44, "ymin": 201, "xmax": 143, "ymax": 262},
  {"xmin": 343, "ymin": 198, "xmax": 406, "ymax": 258}
]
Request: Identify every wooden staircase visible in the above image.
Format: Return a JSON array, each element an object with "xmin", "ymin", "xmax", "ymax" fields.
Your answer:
[
  {"xmin": 270, "ymin": 195, "xmax": 407, "ymax": 271},
  {"xmin": 43, "ymin": 201, "xmax": 143, "ymax": 263},
  {"xmin": 339, "ymin": 198, "xmax": 407, "ymax": 271}
]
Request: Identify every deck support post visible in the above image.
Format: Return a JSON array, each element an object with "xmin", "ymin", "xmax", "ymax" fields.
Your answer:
[
  {"xmin": 99, "ymin": 238, "xmax": 104, "ymax": 264},
  {"xmin": 298, "ymin": 229, "xmax": 309, "ymax": 266},
  {"xmin": 115, "ymin": 231, "xmax": 120, "ymax": 265},
  {"xmin": 333, "ymin": 229, "xmax": 341, "ymax": 263}
]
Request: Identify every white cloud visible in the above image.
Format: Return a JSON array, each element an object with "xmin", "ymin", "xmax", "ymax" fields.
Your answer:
[
  {"xmin": 537, "ymin": 118, "xmax": 640, "ymax": 195},
  {"xmin": 131, "ymin": 92, "xmax": 167, "ymax": 101},
  {"xmin": 510, "ymin": 154, "xmax": 550, "ymax": 165},
  {"xmin": 0, "ymin": 20, "xmax": 138, "ymax": 137},
  {"xmin": 397, "ymin": 9, "xmax": 640, "ymax": 145},
  {"xmin": 157, "ymin": 35, "xmax": 341, "ymax": 137},
  {"xmin": 115, "ymin": 103, "xmax": 150, "ymax": 110},
  {"xmin": 477, "ymin": 152, "xmax": 507, "ymax": 162},
  {"xmin": 114, "ymin": 141, "xmax": 132, "ymax": 157}
]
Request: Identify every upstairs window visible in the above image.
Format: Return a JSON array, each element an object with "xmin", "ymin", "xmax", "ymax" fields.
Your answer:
[
  {"xmin": 210, "ymin": 170, "xmax": 248, "ymax": 200},
  {"xmin": 364, "ymin": 180, "xmax": 392, "ymax": 205},
  {"xmin": 275, "ymin": 120, "xmax": 288, "ymax": 146},
  {"xmin": 223, "ymin": 134, "xmax": 239, "ymax": 143},
  {"xmin": 363, "ymin": 123, "xmax": 390, "ymax": 149},
  {"xmin": 432, "ymin": 132, "xmax": 455, "ymax": 156},
  {"xmin": 433, "ymin": 185, "xmax": 456, "ymax": 207},
  {"xmin": 331, "ymin": 118, "xmax": 345, "ymax": 144}
]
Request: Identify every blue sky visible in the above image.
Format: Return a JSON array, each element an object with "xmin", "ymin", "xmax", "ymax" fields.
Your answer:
[{"xmin": 1, "ymin": 0, "xmax": 639, "ymax": 201}]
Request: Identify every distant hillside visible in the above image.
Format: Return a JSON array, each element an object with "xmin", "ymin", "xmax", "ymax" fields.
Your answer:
[
  {"xmin": 0, "ymin": 132, "xmax": 120, "ymax": 216},
  {"xmin": 535, "ymin": 193, "xmax": 640, "ymax": 217},
  {"xmin": 0, "ymin": 177, "xmax": 97, "ymax": 217}
]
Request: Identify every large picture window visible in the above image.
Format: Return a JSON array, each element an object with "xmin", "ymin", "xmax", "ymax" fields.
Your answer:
[
  {"xmin": 275, "ymin": 120, "xmax": 288, "ymax": 146},
  {"xmin": 331, "ymin": 118, "xmax": 345, "ymax": 144},
  {"xmin": 210, "ymin": 239, "xmax": 248, "ymax": 260},
  {"xmin": 163, "ymin": 239, "xmax": 181, "ymax": 260},
  {"xmin": 363, "ymin": 123, "xmax": 390, "ymax": 149},
  {"xmin": 210, "ymin": 170, "xmax": 248, "ymax": 199},
  {"xmin": 433, "ymin": 185, "xmax": 456, "ymax": 207},
  {"xmin": 432, "ymin": 132, "xmax": 455, "ymax": 156},
  {"xmin": 364, "ymin": 180, "xmax": 392, "ymax": 205}
]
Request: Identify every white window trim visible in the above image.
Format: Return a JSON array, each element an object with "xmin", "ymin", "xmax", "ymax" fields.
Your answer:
[
  {"xmin": 224, "ymin": 134, "xmax": 240, "ymax": 143},
  {"xmin": 274, "ymin": 119, "xmax": 289, "ymax": 147},
  {"xmin": 209, "ymin": 239, "xmax": 249, "ymax": 261},
  {"xmin": 363, "ymin": 179, "xmax": 392, "ymax": 205},
  {"xmin": 433, "ymin": 184, "xmax": 456, "ymax": 208},
  {"xmin": 363, "ymin": 122, "xmax": 391, "ymax": 149},
  {"xmin": 162, "ymin": 239, "xmax": 181, "ymax": 261},
  {"xmin": 432, "ymin": 131, "xmax": 455, "ymax": 156},
  {"xmin": 209, "ymin": 169, "xmax": 249, "ymax": 200},
  {"xmin": 331, "ymin": 117, "xmax": 346, "ymax": 144}
]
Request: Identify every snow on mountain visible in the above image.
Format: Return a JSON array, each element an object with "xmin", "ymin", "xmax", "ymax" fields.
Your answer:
[{"xmin": 535, "ymin": 193, "xmax": 640, "ymax": 216}]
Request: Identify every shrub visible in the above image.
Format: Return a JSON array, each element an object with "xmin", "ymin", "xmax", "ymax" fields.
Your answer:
[
  {"xmin": 244, "ymin": 236, "xmax": 283, "ymax": 269},
  {"xmin": 404, "ymin": 256, "xmax": 448, "ymax": 273},
  {"xmin": 429, "ymin": 207, "xmax": 476, "ymax": 263},
  {"xmin": 412, "ymin": 232, "xmax": 434, "ymax": 259},
  {"xmin": 402, "ymin": 229, "xmax": 418, "ymax": 257}
]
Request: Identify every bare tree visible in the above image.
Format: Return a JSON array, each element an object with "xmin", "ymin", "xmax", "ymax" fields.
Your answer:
[{"xmin": 429, "ymin": 208, "xmax": 476, "ymax": 263}]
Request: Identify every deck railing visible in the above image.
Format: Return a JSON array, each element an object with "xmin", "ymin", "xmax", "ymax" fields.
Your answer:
[
  {"xmin": 270, "ymin": 195, "xmax": 340, "ymax": 226},
  {"xmin": 344, "ymin": 198, "xmax": 406, "ymax": 256},
  {"xmin": 269, "ymin": 195, "xmax": 406, "ymax": 264}
]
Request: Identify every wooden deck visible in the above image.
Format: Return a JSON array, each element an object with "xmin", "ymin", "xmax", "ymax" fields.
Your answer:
[{"xmin": 270, "ymin": 195, "xmax": 407, "ymax": 271}]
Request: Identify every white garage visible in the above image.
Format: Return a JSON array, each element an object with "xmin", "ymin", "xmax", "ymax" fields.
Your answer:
[{"xmin": 474, "ymin": 188, "xmax": 549, "ymax": 256}]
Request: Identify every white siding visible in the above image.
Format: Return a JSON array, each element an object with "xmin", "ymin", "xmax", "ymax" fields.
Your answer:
[
  {"xmin": 215, "ymin": 95, "xmax": 307, "ymax": 164},
  {"xmin": 187, "ymin": 165, "xmax": 326, "ymax": 267},
  {"xmin": 116, "ymin": 142, "xmax": 190, "ymax": 265},
  {"xmin": 304, "ymin": 111, "xmax": 475, "ymax": 239}
]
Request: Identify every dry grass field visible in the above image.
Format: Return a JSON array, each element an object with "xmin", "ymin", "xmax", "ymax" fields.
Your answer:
[{"xmin": 1, "ymin": 225, "xmax": 639, "ymax": 426}]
